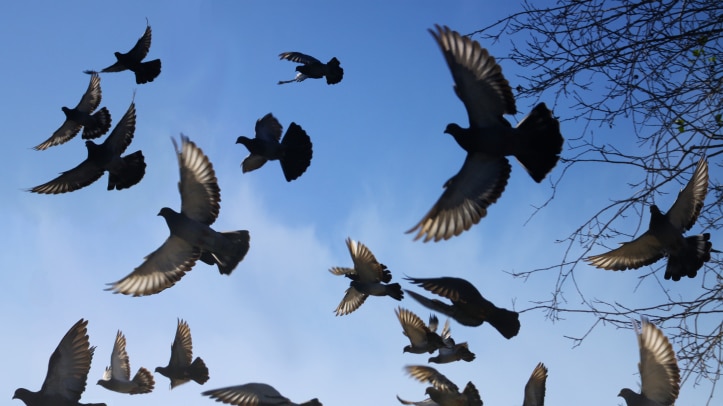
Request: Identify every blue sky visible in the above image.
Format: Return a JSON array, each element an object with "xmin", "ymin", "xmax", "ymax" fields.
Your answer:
[{"xmin": 2, "ymin": 1, "xmax": 718, "ymax": 405}]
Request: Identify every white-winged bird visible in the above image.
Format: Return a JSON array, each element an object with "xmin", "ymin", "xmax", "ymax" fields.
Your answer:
[
  {"xmin": 202, "ymin": 383, "xmax": 322, "ymax": 406},
  {"xmin": 586, "ymin": 157, "xmax": 711, "ymax": 281},
  {"xmin": 155, "ymin": 319, "xmax": 209, "ymax": 388},
  {"xmin": 236, "ymin": 113, "xmax": 313, "ymax": 182},
  {"xmin": 277, "ymin": 52, "xmax": 343, "ymax": 85},
  {"xmin": 407, "ymin": 25, "xmax": 563, "ymax": 242},
  {"xmin": 96, "ymin": 331, "xmax": 154, "ymax": 394},
  {"xmin": 87, "ymin": 19, "xmax": 161, "ymax": 84}
]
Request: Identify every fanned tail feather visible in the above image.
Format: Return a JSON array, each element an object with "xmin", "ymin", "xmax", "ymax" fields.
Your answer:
[
  {"xmin": 108, "ymin": 150, "xmax": 146, "ymax": 190},
  {"xmin": 514, "ymin": 103, "xmax": 563, "ymax": 182},
  {"xmin": 82, "ymin": 107, "xmax": 112, "ymax": 139},
  {"xmin": 280, "ymin": 122, "xmax": 313, "ymax": 181},
  {"xmin": 199, "ymin": 230, "xmax": 251, "ymax": 275}
]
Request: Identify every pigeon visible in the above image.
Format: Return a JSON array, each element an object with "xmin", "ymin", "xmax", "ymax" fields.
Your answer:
[
  {"xmin": 428, "ymin": 320, "xmax": 475, "ymax": 364},
  {"xmin": 29, "ymin": 96, "xmax": 145, "ymax": 194},
  {"xmin": 586, "ymin": 157, "xmax": 711, "ymax": 281},
  {"xmin": 407, "ymin": 25, "xmax": 563, "ymax": 242},
  {"xmin": 330, "ymin": 237, "xmax": 404, "ymax": 316},
  {"xmin": 86, "ymin": 19, "xmax": 161, "ymax": 84},
  {"xmin": 96, "ymin": 330, "xmax": 154, "ymax": 394},
  {"xmin": 618, "ymin": 317, "xmax": 680, "ymax": 406},
  {"xmin": 236, "ymin": 113, "xmax": 313, "ymax": 182},
  {"xmin": 277, "ymin": 52, "xmax": 343, "ymax": 85},
  {"xmin": 33, "ymin": 72, "xmax": 111, "ymax": 151},
  {"xmin": 155, "ymin": 318, "xmax": 209, "ymax": 388},
  {"xmin": 405, "ymin": 276, "xmax": 520, "ymax": 339},
  {"xmin": 396, "ymin": 395, "xmax": 440, "ymax": 405},
  {"xmin": 106, "ymin": 135, "xmax": 250, "ymax": 296},
  {"xmin": 13, "ymin": 319, "xmax": 106, "ymax": 406},
  {"xmin": 395, "ymin": 307, "xmax": 445, "ymax": 354},
  {"xmin": 202, "ymin": 383, "xmax": 322, "ymax": 406},
  {"xmin": 522, "ymin": 362, "xmax": 547, "ymax": 406},
  {"xmin": 404, "ymin": 365, "xmax": 483, "ymax": 406}
]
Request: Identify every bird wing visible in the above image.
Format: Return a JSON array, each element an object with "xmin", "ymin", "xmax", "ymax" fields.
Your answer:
[
  {"xmin": 168, "ymin": 319, "xmax": 194, "ymax": 368},
  {"xmin": 241, "ymin": 154, "xmax": 268, "ymax": 173},
  {"xmin": 33, "ymin": 119, "xmax": 83, "ymax": 150},
  {"xmin": 585, "ymin": 232, "xmax": 665, "ymax": 271},
  {"xmin": 110, "ymin": 331, "xmax": 131, "ymax": 380},
  {"xmin": 335, "ymin": 286, "xmax": 368, "ymax": 316},
  {"xmin": 40, "ymin": 319, "xmax": 93, "ymax": 403},
  {"xmin": 328, "ymin": 266, "xmax": 356, "ymax": 277},
  {"xmin": 405, "ymin": 365, "xmax": 459, "ymax": 393},
  {"xmin": 429, "ymin": 24, "xmax": 516, "ymax": 128},
  {"xmin": 102, "ymin": 97, "xmax": 136, "ymax": 155},
  {"xmin": 202, "ymin": 383, "xmax": 290, "ymax": 405},
  {"xmin": 666, "ymin": 157, "xmax": 708, "ymax": 232},
  {"xmin": 522, "ymin": 362, "xmax": 547, "ymax": 406},
  {"xmin": 106, "ymin": 235, "xmax": 199, "ymax": 296},
  {"xmin": 279, "ymin": 51, "xmax": 322, "ymax": 65},
  {"xmin": 637, "ymin": 318, "xmax": 680, "ymax": 405},
  {"xmin": 346, "ymin": 237, "xmax": 388, "ymax": 282},
  {"xmin": 174, "ymin": 135, "xmax": 221, "ymax": 225},
  {"xmin": 254, "ymin": 113, "xmax": 283, "ymax": 142},
  {"xmin": 407, "ymin": 153, "xmax": 511, "ymax": 242},
  {"xmin": 396, "ymin": 307, "xmax": 430, "ymax": 346},
  {"xmin": 405, "ymin": 276, "xmax": 483, "ymax": 306},
  {"xmin": 76, "ymin": 71, "xmax": 103, "ymax": 113},
  {"xmin": 28, "ymin": 158, "xmax": 104, "ymax": 194}
]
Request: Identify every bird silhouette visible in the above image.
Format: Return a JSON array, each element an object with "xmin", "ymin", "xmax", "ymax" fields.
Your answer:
[
  {"xmin": 403, "ymin": 365, "xmax": 482, "ymax": 406},
  {"xmin": 96, "ymin": 330, "xmax": 154, "ymax": 394},
  {"xmin": 277, "ymin": 52, "xmax": 343, "ymax": 85},
  {"xmin": 202, "ymin": 383, "xmax": 322, "ymax": 406},
  {"xmin": 395, "ymin": 307, "xmax": 445, "ymax": 354},
  {"xmin": 155, "ymin": 319, "xmax": 209, "ymax": 388}
]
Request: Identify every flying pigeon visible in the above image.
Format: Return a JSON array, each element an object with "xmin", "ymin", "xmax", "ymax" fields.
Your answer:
[
  {"xmin": 586, "ymin": 157, "xmax": 711, "ymax": 281},
  {"xmin": 29, "ymin": 96, "xmax": 145, "ymax": 194},
  {"xmin": 277, "ymin": 52, "xmax": 343, "ymax": 85},
  {"xmin": 407, "ymin": 25, "xmax": 563, "ymax": 242},
  {"xmin": 428, "ymin": 320, "xmax": 475, "ymax": 364},
  {"xmin": 96, "ymin": 330, "xmax": 154, "ymax": 394},
  {"xmin": 396, "ymin": 395, "xmax": 439, "ymax": 405},
  {"xmin": 405, "ymin": 276, "xmax": 520, "ymax": 339},
  {"xmin": 86, "ymin": 19, "xmax": 161, "ymax": 84},
  {"xmin": 330, "ymin": 237, "xmax": 404, "ymax": 316},
  {"xmin": 523, "ymin": 362, "xmax": 547, "ymax": 406},
  {"xmin": 155, "ymin": 319, "xmax": 209, "ymax": 388},
  {"xmin": 395, "ymin": 307, "xmax": 445, "ymax": 354},
  {"xmin": 403, "ymin": 365, "xmax": 483, "ymax": 406},
  {"xmin": 202, "ymin": 382, "xmax": 322, "ymax": 406},
  {"xmin": 618, "ymin": 317, "xmax": 680, "ymax": 406},
  {"xmin": 106, "ymin": 135, "xmax": 250, "ymax": 296},
  {"xmin": 33, "ymin": 72, "xmax": 111, "ymax": 151},
  {"xmin": 236, "ymin": 113, "xmax": 313, "ymax": 182},
  {"xmin": 13, "ymin": 319, "xmax": 107, "ymax": 406}
]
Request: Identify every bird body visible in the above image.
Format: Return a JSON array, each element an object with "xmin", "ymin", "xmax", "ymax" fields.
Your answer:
[
  {"xmin": 89, "ymin": 20, "xmax": 161, "ymax": 84},
  {"xmin": 156, "ymin": 319, "xmax": 209, "ymax": 388},
  {"xmin": 96, "ymin": 331, "xmax": 154, "ymax": 394},
  {"xmin": 278, "ymin": 52, "xmax": 343, "ymax": 85}
]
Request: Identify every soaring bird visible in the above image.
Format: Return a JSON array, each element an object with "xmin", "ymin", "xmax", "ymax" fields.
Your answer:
[
  {"xmin": 428, "ymin": 320, "xmax": 475, "ymax": 364},
  {"xmin": 586, "ymin": 157, "xmax": 711, "ymax": 281},
  {"xmin": 277, "ymin": 52, "xmax": 343, "ymax": 85},
  {"xmin": 403, "ymin": 365, "xmax": 482, "ymax": 406},
  {"xmin": 202, "ymin": 383, "xmax": 322, "ymax": 406},
  {"xmin": 522, "ymin": 362, "xmax": 547, "ymax": 406},
  {"xmin": 96, "ymin": 331, "xmax": 154, "ymax": 394},
  {"xmin": 33, "ymin": 72, "xmax": 111, "ymax": 151},
  {"xmin": 618, "ymin": 317, "xmax": 680, "ymax": 406},
  {"xmin": 236, "ymin": 113, "xmax": 313, "ymax": 182},
  {"xmin": 87, "ymin": 19, "xmax": 161, "ymax": 84},
  {"xmin": 29, "ymin": 96, "xmax": 145, "ymax": 194},
  {"xmin": 407, "ymin": 25, "xmax": 563, "ymax": 242},
  {"xmin": 405, "ymin": 276, "xmax": 520, "ymax": 339},
  {"xmin": 330, "ymin": 237, "xmax": 404, "ymax": 316},
  {"xmin": 13, "ymin": 319, "xmax": 107, "ymax": 406},
  {"xmin": 395, "ymin": 307, "xmax": 445, "ymax": 354},
  {"xmin": 106, "ymin": 135, "xmax": 250, "ymax": 296},
  {"xmin": 155, "ymin": 319, "xmax": 209, "ymax": 388}
]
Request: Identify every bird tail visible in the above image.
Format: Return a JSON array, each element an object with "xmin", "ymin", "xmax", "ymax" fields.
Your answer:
[
  {"xmin": 325, "ymin": 58, "xmax": 343, "ymax": 84},
  {"xmin": 487, "ymin": 306, "xmax": 521, "ymax": 339},
  {"xmin": 135, "ymin": 59, "xmax": 162, "ymax": 84},
  {"xmin": 665, "ymin": 233, "xmax": 712, "ymax": 281},
  {"xmin": 189, "ymin": 357, "xmax": 210, "ymax": 385},
  {"xmin": 199, "ymin": 230, "xmax": 251, "ymax": 275},
  {"xmin": 513, "ymin": 103, "xmax": 563, "ymax": 182},
  {"xmin": 130, "ymin": 367, "xmax": 155, "ymax": 394},
  {"xmin": 386, "ymin": 283, "xmax": 404, "ymax": 301},
  {"xmin": 462, "ymin": 382, "xmax": 482, "ymax": 406},
  {"xmin": 107, "ymin": 150, "xmax": 146, "ymax": 190},
  {"xmin": 279, "ymin": 123, "xmax": 313, "ymax": 181},
  {"xmin": 82, "ymin": 107, "xmax": 112, "ymax": 140},
  {"xmin": 300, "ymin": 399, "xmax": 322, "ymax": 406}
]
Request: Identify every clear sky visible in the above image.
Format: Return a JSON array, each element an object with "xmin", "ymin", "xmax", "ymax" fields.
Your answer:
[{"xmin": 1, "ymin": 1, "xmax": 718, "ymax": 405}]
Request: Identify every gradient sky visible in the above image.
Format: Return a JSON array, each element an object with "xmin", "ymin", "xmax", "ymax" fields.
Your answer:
[{"xmin": 1, "ymin": 1, "xmax": 718, "ymax": 405}]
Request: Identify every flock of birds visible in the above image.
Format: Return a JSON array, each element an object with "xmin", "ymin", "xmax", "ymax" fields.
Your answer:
[{"xmin": 13, "ymin": 20, "xmax": 714, "ymax": 406}]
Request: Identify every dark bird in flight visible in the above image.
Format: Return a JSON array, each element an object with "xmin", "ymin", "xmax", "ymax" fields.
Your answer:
[
  {"xmin": 86, "ymin": 20, "xmax": 161, "ymax": 84},
  {"xmin": 202, "ymin": 382, "xmax": 322, "ymax": 406},
  {"xmin": 277, "ymin": 52, "xmax": 343, "ymax": 85},
  {"xmin": 96, "ymin": 331, "xmax": 154, "ymax": 394},
  {"xmin": 29, "ymin": 97, "xmax": 145, "ymax": 194},
  {"xmin": 155, "ymin": 319, "xmax": 209, "ymax": 388},
  {"xmin": 236, "ymin": 113, "xmax": 313, "ymax": 182},
  {"xmin": 407, "ymin": 25, "xmax": 563, "ymax": 242},
  {"xmin": 402, "ymin": 365, "xmax": 482, "ymax": 406},
  {"xmin": 33, "ymin": 72, "xmax": 111, "ymax": 151},
  {"xmin": 618, "ymin": 317, "xmax": 680, "ymax": 406},
  {"xmin": 523, "ymin": 362, "xmax": 547, "ymax": 406},
  {"xmin": 13, "ymin": 319, "xmax": 107, "ymax": 406},
  {"xmin": 106, "ymin": 135, "xmax": 250, "ymax": 296},
  {"xmin": 405, "ymin": 276, "xmax": 520, "ymax": 339},
  {"xmin": 330, "ymin": 237, "xmax": 404, "ymax": 316},
  {"xmin": 428, "ymin": 320, "xmax": 475, "ymax": 364},
  {"xmin": 586, "ymin": 157, "xmax": 711, "ymax": 281},
  {"xmin": 395, "ymin": 307, "xmax": 445, "ymax": 354}
]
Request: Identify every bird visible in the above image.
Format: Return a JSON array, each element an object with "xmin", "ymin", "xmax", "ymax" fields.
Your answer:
[
  {"xmin": 33, "ymin": 72, "xmax": 111, "ymax": 151},
  {"xmin": 106, "ymin": 135, "xmax": 251, "ymax": 296},
  {"xmin": 13, "ymin": 319, "xmax": 107, "ymax": 406},
  {"xmin": 29, "ymin": 96, "xmax": 145, "ymax": 194},
  {"xmin": 155, "ymin": 318, "xmax": 209, "ymax": 388},
  {"xmin": 396, "ymin": 395, "xmax": 439, "ymax": 405},
  {"xmin": 407, "ymin": 24, "xmax": 563, "ymax": 242},
  {"xmin": 405, "ymin": 275, "xmax": 520, "ymax": 339},
  {"xmin": 618, "ymin": 317, "xmax": 680, "ymax": 406},
  {"xmin": 403, "ymin": 365, "xmax": 483, "ymax": 406},
  {"xmin": 202, "ymin": 382, "xmax": 322, "ymax": 406},
  {"xmin": 522, "ymin": 362, "xmax": 547, "ymax": 406},
  {"xmin": 395, "ymin": 307, "xmax": 445, "ymax": 354},
  {"xmin": 329, "ymin": 237, "xmax": 404, "ymax": 315},
  {"xmin": 96, "ymin": 330, "xmax": 154, "ymax": 394},
  {"xmin": 586, "ymin": 156, "xmax": 711, "ymax": 281},
  {"xmin": 236, "ymin": 113, "xmax": 313, "ymax": 182},
  {"xmin": 86, "ymin": 19, "xmax": 161, "ymax": 84},
  {"xmin": 428, "ymin": 320, "xmax": 475, "ymax": 364},
  {"xmin": 277, "ymin": 52, "xmax": 343, "ymax": 85}
]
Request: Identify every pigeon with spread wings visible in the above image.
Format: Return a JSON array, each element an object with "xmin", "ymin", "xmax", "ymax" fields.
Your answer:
[
  {"xmin": 202, "ymin": 383, "xmax": 322, "ymax": 406},
  {"xmin": 408, "ymin": 25, "xmax": 563, "ymax": 242},
  {"xmin": 155, "ymin": 319, "xmax": 209, "ymax": 388},
  {"xmin": 96, "ymin": 331, "xmax": 154, "ymax": 394},
  {"xmin": 395, "ymin": 307, "xmax": 445, "ymax": 354},
  {"xmin": 277, "ymin": 52, "xmax": 343, "ymax": 85},
  {"xmin": 106, "ymin": 135, "xmax": 250, "ymax": 296},
  {"xmin": 402, "ymin": 365, "xmax": 482, "ymax": 406}
]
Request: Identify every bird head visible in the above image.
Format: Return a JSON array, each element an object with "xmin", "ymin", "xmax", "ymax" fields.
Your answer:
[
  {"xmin": 444, "ymin": 123, "xmax": 464, "ymax": 137},
  {"xmin": 236, "ymin": 136, "xmax": 251, "ymax": 146},
  {"xmin": 158, "ymin": 207, "xmax": 175, "ymax": 218},
  {"xmin": 12, "ymin": 388, "xmax": 29, "ymax": 400}
]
